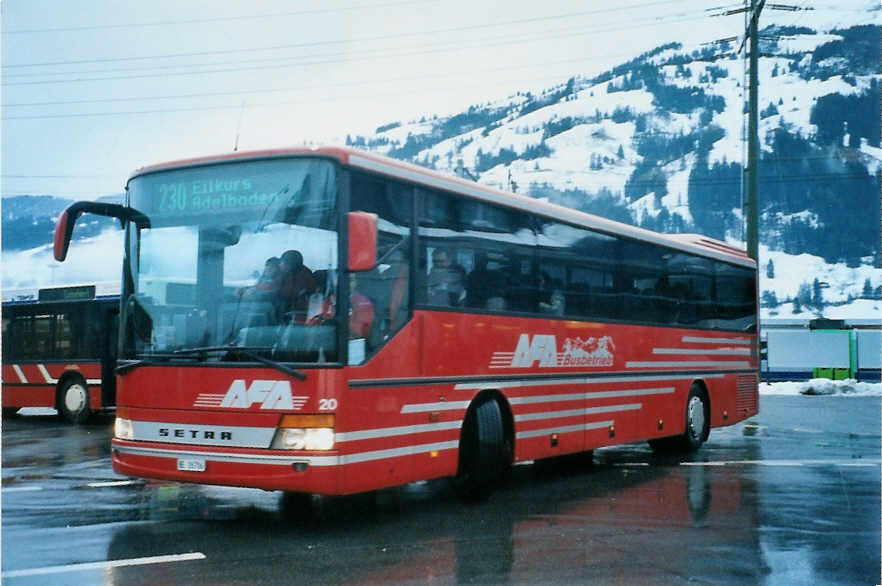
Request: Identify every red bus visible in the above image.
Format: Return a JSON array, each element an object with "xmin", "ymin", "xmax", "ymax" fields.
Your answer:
[
  {"xmin": 2, "ymin": 285, "xmax": 119, "ymax": 423},
  {"xmin": 53, "ymin": 146, "xmax": 758, "ymax": 498}
]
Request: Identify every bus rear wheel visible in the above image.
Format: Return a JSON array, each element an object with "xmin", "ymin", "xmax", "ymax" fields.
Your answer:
[
  {"xmin": 58, "ymin": 377, "xmax": 92, "ymax": 424},
  {"xmin": 454, "ymin": 398, "xmax": 506, "ymax": 501},
  {"xmin": 650, "ymin": 385, "xmax": 709, "ymax": 454}
]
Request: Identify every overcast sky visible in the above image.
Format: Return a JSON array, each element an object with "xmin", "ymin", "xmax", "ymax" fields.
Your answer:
[{"xmin": 1, "ymin": 0, "xmax": 871, "ymax": 199}]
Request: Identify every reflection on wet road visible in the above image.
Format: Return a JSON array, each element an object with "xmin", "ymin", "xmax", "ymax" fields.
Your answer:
[{"xmin": 2, "ymin": 396, "xmax": 879, "ymax": 585}]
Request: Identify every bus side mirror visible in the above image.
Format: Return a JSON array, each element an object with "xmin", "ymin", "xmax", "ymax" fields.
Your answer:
[
  {"xmin": 54, "ymin": 201, "xmax": 151, "ymax": 262},
  {"xmin": 53, "ymin": 208, "xmax": 77, "ymax": 262},
  {"xmin": 348, "ymin": 211, "xmax": 377, "ymax": 272}
]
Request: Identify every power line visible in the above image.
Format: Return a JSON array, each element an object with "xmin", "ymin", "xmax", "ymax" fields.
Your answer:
[
  {"xmin": 2, "ymin": 12, "xmax": 712, "ymax": 88},
  {"xmin": 8, "ymin": 30, "xmax": 737, "ymax": 110},
  {"xmin": 2, "ymin": 0, "xmax": 695, "ymax": 70},
  {"xmin": 1, "ymin": 174, "xmax": 116, "ymax": 179},
  {"xmin": 1, "ymin": 0, "xmax": 438, "ymax": 35},
  {"xmin": 1, "ymin": 14, "xmax": 695, "ymax": 81}
]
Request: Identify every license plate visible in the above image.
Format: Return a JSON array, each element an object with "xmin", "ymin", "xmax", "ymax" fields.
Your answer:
[{"xmin": 177, "ymin": 458, "xmax": 206, "ymax": 472}]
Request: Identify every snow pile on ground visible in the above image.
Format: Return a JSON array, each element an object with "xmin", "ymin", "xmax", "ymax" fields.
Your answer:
[{"xmin": 760, "ymin": 379, "xmax": 882, "ymax": 396}]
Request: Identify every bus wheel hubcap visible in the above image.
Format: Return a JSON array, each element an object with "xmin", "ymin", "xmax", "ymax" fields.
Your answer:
[
  {"xmin": 687, "ymin": 396, "xmax": 705, "ymax": 438},
  {"xmin": 65, "ymin": 384, "xmax": 87, "ymax": 413}
]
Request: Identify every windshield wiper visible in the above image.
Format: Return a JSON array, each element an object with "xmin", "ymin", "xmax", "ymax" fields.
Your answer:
[
  {"xmin": 116, "ymin": 359, "xmax": 145, "ymax": 375},
  {"xmin": 171, "ymin": 346, "xmax": 307, "ymax": 381}
]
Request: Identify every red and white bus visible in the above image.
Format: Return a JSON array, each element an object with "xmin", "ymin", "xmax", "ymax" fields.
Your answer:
[
  {"xmin": 53, "ymin": 146, "xmax": 758, "ymax": 498},
  {"xmin": 2, "ymin": 285, "xmax": 119, "ymax": 423}
]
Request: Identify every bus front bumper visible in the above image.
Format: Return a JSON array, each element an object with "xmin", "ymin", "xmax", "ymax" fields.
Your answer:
[{"xmin": 111, "ymin": 439, "xmax": 341, "ymax": 493}]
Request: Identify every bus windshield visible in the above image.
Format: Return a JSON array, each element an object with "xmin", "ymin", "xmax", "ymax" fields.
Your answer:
[{"xmin": 124, "ymin": 157, "xmax": 340, "ymax": 364}]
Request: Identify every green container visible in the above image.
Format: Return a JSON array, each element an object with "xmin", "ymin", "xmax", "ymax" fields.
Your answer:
[
  {"xmin": 812, "ymin": 367, "xmax": 834, "ymax": 379},
  {"xmin": 833, "ymin": 368, "xmax": 849, "ymax": 381}
]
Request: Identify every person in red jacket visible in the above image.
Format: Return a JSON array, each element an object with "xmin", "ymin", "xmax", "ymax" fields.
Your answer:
[{"xmin": 348, "ymin": 274, "xmax": 374, "ymax": 339}]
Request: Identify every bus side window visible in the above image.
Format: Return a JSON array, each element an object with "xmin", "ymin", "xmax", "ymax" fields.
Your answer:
[{"xmin": 350, "ymin": 172, "xmax": 413, "ymax": 360}]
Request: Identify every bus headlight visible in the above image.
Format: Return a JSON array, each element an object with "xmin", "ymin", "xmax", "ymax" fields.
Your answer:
[
  {"xmin": 115, "ymin": 417, "xmax": 134, "ymax": 440},
  {"xmin": 271, "ymin": 415, "xmax": 335, "ymax": 451}
]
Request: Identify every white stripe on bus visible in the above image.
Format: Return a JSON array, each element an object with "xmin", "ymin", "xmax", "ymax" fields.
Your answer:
[
  {"xmin": 400, "ymin": 400, "xmax": 471, "ymax": 414},
  {"xmin": 626, "ymin": 361, "xmax": 750, "ymax": 368},
  {"xmin": 31, "ymin": 364, "xmax": 100, "ymax": 385},
  {"xmin": 453, "ymin": 372, "xmax": 723, "ymax": 391},
  {"xmin": 508, "ymin": 387, "xmax": 675, "ymax": 406},
  {"xmin": 113, "ymin": 441, "xmax": 462, "ymax": 467},
  {"xmin": 37, "ymin": 364, "xmax": 58, "ymax": 384},
  {"xmin": 12, "ymin": 364, "xmax": 28, "ymax": 383},
  {"xmin": 336, "ymin": 420, "xmax": 462, "ymax": 442},
  {"xmin": 653, "ymin": 348, "xmax": 751, "ymax": 355},
  {"xmin": 514, "ymin": 403, "xmax": 641, "ymax": 422},
  {"xmin": 516, "ymin": 420, "xmax": 613, "ymax": 440},
  {"xmin": 681, "ymin": 336, "xmax": 752, "ymax": 345}
]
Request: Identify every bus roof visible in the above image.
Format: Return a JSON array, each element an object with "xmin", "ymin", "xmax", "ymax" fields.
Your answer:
[{"xmin": 128, "ymin": 145, "xmax": 755, "ymax": 268}]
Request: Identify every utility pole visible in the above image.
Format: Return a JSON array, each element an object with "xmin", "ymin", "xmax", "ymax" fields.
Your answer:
[
  {"xmin": 711, "ymin": 1, "xmax": 802, "ymax": 261},
  {"xmin": 745, "ymin": 0, "xmax": 762, "ymax": 262}
]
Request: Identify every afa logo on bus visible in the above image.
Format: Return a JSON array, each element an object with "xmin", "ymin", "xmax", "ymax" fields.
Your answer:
[
  {"xmin": 194, "ymin": 380, "xmax": 308, "ymax": 410},
  {"xmin": 491, "ymin": 334, "xmax": 616, "ymax": 369}
]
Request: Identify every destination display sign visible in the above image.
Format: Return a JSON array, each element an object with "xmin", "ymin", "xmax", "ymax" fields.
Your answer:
[
  {"xmin": 129, "ymin": 158, "xmax": 336, "ymax": 222},
  {"xmin": 155, "ymin": 178, "xmax": 280, "ymax": 215}
]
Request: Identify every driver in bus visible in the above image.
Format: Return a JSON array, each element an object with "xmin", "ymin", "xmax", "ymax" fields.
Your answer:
[
  {"xmin": 239, "ymin": 256, "xmax": 281, "ymax": 301},
  {"xmin": 277, "ymin": 250, "xmax": 316, "ymax": 322}
]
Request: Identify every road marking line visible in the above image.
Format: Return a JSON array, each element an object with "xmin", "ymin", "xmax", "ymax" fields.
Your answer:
[
  {"xmin": 1, "ymin": 552, "xmax": 206, "ymax": 578},
  {"xmin": 1, "ymin": 486, "xmax": 43, "ymax": 493},
  {"xmin": 681, "ymin": 459, "xmax": 881, "ymax": 467},
  {"xmin": 86, "ymin": 480, "xmax": 142, "ymax": 488},
  {"xmin": 680, "ymin": 462, "xmax": 727, "ymax": 466}
]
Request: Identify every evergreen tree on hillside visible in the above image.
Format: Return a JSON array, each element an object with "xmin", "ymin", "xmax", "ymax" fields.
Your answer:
[
  {"xmin": 812, "ymin": 278, "xmax": 824, "ymax": 307},
  {"xmin": 688, "ymin": 154, "xmax": 740, "ymax": 240}
]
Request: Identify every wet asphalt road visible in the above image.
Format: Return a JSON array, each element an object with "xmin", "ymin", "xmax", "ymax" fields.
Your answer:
[{"xmin": 1, "ymin": 395, "xmax": 879, "ymax": 585}]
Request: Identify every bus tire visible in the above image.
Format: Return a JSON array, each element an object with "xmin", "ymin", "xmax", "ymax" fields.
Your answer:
[
  {"xmin": 58, "ymin": 376, "xmax": 92, "ymax": 424},
  {"xmin": 454, "ymin": 398, "xmax": 506, "ymax": 501},
  {"xmin": 649, "ymin": 385, "xmax": 709, "ymax": 454},
  {"xmin": 680, "ymin": 384, "xmax": 709, "ymax": 451}
]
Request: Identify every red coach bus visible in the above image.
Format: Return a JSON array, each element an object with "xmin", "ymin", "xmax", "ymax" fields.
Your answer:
[
  {"xmin": 53, "ymin": 146, "xmax": 758, "ymax": 499},
  {"xmin": 2, "ymin": 285, "xmax": 119, "ymax": 423}
]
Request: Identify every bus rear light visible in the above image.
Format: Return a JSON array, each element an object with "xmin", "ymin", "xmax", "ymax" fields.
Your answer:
[
  {"xmin": 115, "ymin": 417, "xmax": 134, "ymax": 440},
  {"xmin": 272, "ymin": 414, "xmax": 335, "ymax": 451}
]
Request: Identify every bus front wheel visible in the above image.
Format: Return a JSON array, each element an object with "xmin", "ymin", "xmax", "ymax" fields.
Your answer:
[
  {"xmin": 454, "ymin": 398, "xmax": 506, "ymax": 501},
  {"xmin": 58, "ymin": 377, "xmax": 92, "ymax": 424}
]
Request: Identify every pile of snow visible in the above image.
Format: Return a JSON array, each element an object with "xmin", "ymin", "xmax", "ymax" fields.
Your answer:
[{"xmin": 760, "ymin": 379, "xmax": 882, "ymax": 396}]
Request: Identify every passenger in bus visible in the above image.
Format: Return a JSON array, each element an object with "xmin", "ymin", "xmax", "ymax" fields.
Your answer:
[
  {"xmin": 427, "ymin": 247, "xmax": 464, "ymax": 306},
  {"xmin": 465, "ymin": 253, "xmax": 507, "ymax": 310},
  {"xmin": 387, "ymin": 248, "xmax": 409, "ymax": 331},
  {"xmin": 348, "ymin": 274, "xmax": 374, "ymax": 339},
  {"xmin": 538, "ymin": 272, "xmax": 565, "ymax": 316},
  {"xmin": 277, "ymin": 249, "xmax": 316, "ymax": 322},
  {"xmin": 239, "ymin": 257, "xmax": 281, "ymax": 300}
]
